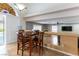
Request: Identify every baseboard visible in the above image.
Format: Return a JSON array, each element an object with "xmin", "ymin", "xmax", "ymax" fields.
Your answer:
[{"xmin": 44, "ymin": 46, "xmax": 77, "ymax": 56}]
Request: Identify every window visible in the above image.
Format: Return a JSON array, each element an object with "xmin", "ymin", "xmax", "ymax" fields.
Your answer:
[
  {"xmin": 52, "ymin": 25, "xmax": 57, "ymax": 32},
  {"xmin": 33, "ymin": 24, "xmax": 42, "ymax": 31}
]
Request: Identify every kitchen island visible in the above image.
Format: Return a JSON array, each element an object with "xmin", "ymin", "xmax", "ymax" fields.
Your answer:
[{"xmin": 44, "ymin": 32, "xmax": 79, "ymax": 56}]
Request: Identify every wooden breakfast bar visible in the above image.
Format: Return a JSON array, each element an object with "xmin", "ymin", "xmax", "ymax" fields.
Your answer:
[
  {"xmin": 17, "ymin": 30, "xmax": 79, "ymax": 56},
  {"xmin": 44, "ymin": 32, "xmax": 79, "ymax": 56}
]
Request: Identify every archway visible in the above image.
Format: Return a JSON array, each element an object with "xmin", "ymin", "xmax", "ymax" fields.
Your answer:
[{"xmin": 0, "ymin": 3, "xmax": 16, "ymax": 15}]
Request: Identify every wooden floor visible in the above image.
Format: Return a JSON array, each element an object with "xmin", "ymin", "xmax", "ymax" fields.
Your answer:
[{"xmin": 0, "ymin": 43, "xmax": 68, "ymax": 56}]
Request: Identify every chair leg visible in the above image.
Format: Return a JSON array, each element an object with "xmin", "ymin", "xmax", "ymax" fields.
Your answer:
[
  {"xmin": 17, "ymin": 43, "xmax": 19, "ymax": 55},
  {"xmin": 42, "ymin": 41, "xmax": 43, "ymax": 55},
  {"xmin": 35, "ymin": 42, "xmax": 38, "ymax": 53},
  {"xmin": 38, "ymin": 43, "xmax": 41, "ymax": 56},
  {"xmin": 29, "ymin": 39, "xmax": 32, "ymax": 56},
  {"xmin": 22, "ymin": 43, "xmax": 24, "ymax": 56},
  {"xmin": 22, "ymin": 49, "xmax": 23, "ymax": 56}
]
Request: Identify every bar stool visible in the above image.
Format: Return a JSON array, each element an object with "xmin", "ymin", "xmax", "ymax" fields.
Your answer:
[
  {"xmin": 17, "ymin": 30, "xmax": 31, "ymax": 56},
  {"xmin": 32, "ymin": 30, "xmax": 44, "ymax": 55},
  {"xmin": 17, "ymin": 30, "xmax": 44, "ymax": 56},
  {"xmin": 38, "ymin": 32, "xmax": 44, "ymax": 55},
  {"xmin": 17, "ymin": 30, "xmax": 24, "ymax": 55}
]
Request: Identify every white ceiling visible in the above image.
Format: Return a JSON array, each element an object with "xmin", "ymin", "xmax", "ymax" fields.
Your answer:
[
  {"xmin": 10, "ymin": 3, "xmax": 79, "ymax": 24},
  {"xmin": 32, "ymin": 16, "xmax": 79, "ymax": 24},
  {"xmin": 10, "ymin": 3, "xmax": 79, "ymax": 16},
  {"xmin": 19, "ymin": 3, "xmax": 79, "ymax": 17}
]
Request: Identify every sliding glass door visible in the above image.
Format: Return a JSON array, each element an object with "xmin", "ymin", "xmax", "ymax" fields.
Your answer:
[{"xmin": 0, "ymin": 15, "xmax": 4, "ymax": 45}]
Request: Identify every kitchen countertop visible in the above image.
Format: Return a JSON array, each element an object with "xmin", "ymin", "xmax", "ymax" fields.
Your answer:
[{"xmin": 44, "ymin": 32, "xmax": 78, "ymax": 37}]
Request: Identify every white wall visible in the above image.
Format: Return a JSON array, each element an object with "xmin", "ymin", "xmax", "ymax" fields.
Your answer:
[
  {"xmin": 5, "ymin": 15, "xmax": 20, "ymax": 44},
  {"xmin": 58, "ymin": 24, "xmax": 72, "ymax": 32},
  {"xmin": 73, "ymin": 24, "xmax": 79, "ymax": 34},
  {"xmin": 57, "ymin": 23, "xmax": 79, "ymax": 34},
  {"xmin": 20, "ymin": 17, "xmax": 26, "ymax": 30}
]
